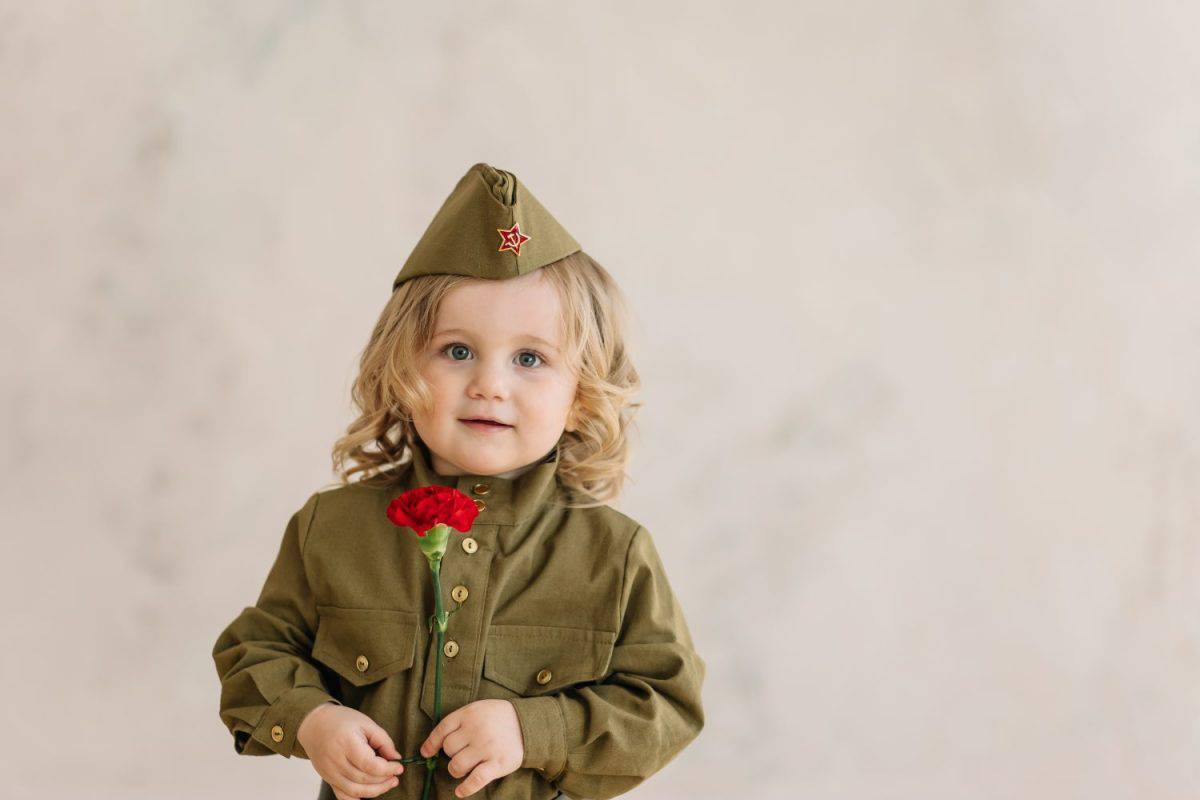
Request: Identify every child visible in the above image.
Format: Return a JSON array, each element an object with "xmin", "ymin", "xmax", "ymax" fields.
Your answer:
[{"xmin": 212, "ymin": 162, "xmax": 706, "ymax": 800}]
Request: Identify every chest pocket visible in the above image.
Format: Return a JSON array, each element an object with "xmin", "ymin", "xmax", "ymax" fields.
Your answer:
[
  {"xmin": 312, "ymin": 606, "xmax": 420, "ymax": 687},
  {"xmin": 483, "ymin": 624, "xmax": 618, "ymax": 696}
]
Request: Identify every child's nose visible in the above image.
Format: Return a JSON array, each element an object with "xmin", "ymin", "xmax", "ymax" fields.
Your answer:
[{"xmin": 467, "ymin": 366, "xmax": 509, "ymax": 399}]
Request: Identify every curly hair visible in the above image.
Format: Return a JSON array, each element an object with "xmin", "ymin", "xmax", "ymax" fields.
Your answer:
[{"xmin": 329, "ymin": 250, "xmax": 642, "ymax": 507}]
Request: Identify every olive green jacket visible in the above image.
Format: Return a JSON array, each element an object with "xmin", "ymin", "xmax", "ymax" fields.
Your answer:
[{"xmin": 211, "ymin": 441, "xmax": 706, "ymax": 800}]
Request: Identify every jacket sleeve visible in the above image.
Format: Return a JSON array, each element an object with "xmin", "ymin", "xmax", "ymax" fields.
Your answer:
[
  {"xmin": 211, "ymin": 491, "xmax": 343, "ymax": 758},
  {"xmin": 508, "ymin": 525, "xmax": 706, "ymax": 799}
]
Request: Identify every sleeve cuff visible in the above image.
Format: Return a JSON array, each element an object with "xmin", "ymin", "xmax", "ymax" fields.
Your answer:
[
  {"xmin": 508, "ymin": 696, "xmax": 567, "ymax": 779},
  {"xmin": 250, "ymin": 686, "xmax": 341, "ymax": 758}
]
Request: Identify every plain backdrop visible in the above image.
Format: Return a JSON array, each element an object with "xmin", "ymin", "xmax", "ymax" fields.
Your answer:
[{"xmin": 2, "ymin": 3, "xmax": 1198, "ymax": 799}]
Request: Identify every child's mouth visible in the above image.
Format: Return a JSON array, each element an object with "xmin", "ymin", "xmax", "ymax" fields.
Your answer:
[{"xmin": 460, "ymin": 419, "xmax": 513, "ymax": 432}]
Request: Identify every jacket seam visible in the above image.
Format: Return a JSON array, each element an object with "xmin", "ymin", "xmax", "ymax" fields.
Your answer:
[
  {"xmin": 550, "ymin": 697, "xmax": 569, "ymax": 782},
  {"xmin": 299, "ymin": 491, "xmax": 321, "ymax": 559},
  {"xmin": 617, "ymin": 524, "xmax": 642, "ymax": 630}
]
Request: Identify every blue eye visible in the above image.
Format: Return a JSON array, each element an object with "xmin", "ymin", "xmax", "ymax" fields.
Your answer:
[
  {"xmin": 517, "ymin": 351, "xmax": 543, "ymax": 368},
  {"xmin": 446, "ymin": 343, "xmax": 470, "ymax": 361}
]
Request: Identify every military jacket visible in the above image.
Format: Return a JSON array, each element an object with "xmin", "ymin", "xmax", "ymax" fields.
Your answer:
[{"xmin": 212, "ymin": 441, "xmax": 706, "ymax": 800}]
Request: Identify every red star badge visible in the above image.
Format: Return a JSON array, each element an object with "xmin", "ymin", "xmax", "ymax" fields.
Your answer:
[{"xmin": 496, "ymin": 222, "xmax": 531, "ymax": 256}]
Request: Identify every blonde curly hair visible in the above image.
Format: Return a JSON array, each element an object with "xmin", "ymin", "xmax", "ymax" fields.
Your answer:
[{"xmin": 330, "ymin": 250, "xmax": 642, "ymax": 507}]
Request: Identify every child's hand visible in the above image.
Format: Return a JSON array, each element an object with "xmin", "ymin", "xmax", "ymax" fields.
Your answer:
[
  {"xmin": 297, "ymin": 701, "xmax": 406, "ymax": 800},
  {"xmin": 419, "ymin": 699, "xmax": 525, "ymax": 798}
]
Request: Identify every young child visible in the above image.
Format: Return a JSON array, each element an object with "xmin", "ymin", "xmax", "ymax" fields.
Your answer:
[{"xmin": 212, "ymin": 162, "xmax": 706, "ymax": 800}]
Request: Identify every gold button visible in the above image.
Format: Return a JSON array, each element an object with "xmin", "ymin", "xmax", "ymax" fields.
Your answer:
[
  {"xmin": 536, "ymin": 669, "xmax": 553, "ymax": 685},
  {"xmin": 473, "ymin": 498, "xmax": 486, "ymax": 512},
  {"xmin": 472, "ymin": 482, "xmax": 491, "ymax": 496},
  {"xmin": 356, "ymin": 654, "xmax": 369, "ymax": 672},
  {"xmin": 461, "ymin": 537, "xmax": 478, "ymax": 554},
  {"xmin": 270, "ymin": 724, "xmax": 284, "ymax": 742},
  {"xmin": 451, "ymin": 584, "xmax": 469, "ymax": 603},
  {"xmin": 444, "ymin": 640, "xmax": 459, "ymax": 658}
]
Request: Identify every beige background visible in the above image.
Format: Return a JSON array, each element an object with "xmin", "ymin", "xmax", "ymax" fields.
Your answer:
[{"xmin": 2, "ymin": 3, "xmax": 1197, "ymax": 799}]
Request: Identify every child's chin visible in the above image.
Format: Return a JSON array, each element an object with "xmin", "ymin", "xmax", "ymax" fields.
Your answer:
[{"xmin": 452, "ymin": 451, "xmax": 512, "ymax": 474}]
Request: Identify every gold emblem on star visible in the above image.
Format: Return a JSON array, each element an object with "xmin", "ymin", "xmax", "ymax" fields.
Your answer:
[{"xmin": 496, "ymin": 222, "xmax": 531, "ymax": 256}]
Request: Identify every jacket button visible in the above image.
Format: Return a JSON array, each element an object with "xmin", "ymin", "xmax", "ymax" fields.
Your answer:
[
  {"xmin": 356, "ymin": 654, "xmax": 369, "ymax": 672},
  {"xmin": 536, "ymin": 669, "xmax": 553, "ymax": 685},
  {"xmin": 444, "ymin": 640, "xmax": 460, "ymax": 658},
  {"xmin": 461, "ymin": 537, "xmax": 478, "ymax": 554},
  {"xmin": 270, "ymin": 724, "xmax": 285, "ymax": 742},
  {"xmin": 451, "ymin": 584, "xmax": 469, "ymax": 603},
  {"xmin": 473, "ymin": 498, "xmax": 486, "ymax": 512},
  {"xmin": 472, "ymin": 482, "xmax": 491, "ymax": 496}
]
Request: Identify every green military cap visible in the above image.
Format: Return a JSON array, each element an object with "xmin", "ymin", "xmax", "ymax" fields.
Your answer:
[{"xmin": 392, "ymin": 162, "xmax": 582, "ymax": 291}]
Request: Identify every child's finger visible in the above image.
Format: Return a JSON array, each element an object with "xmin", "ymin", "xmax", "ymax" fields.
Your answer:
[
  {"xmin": 420, "ymin": 711, "xmax": 462, "ymax": 758},
  {"xmin": 333, "ymin": 772, "xmax": 400, "ymax": 799},
  {"xmin": 454, "ymin": 759, "xmax": 501, "ymax": 798},
  {"xmin": 362, "ymin": 721, "xmax": 402, "ymax": 760},
  {"xmin": 341, "ymin": 750, "xmax": 400, "ymax": 785},
  {"xmin": 348, "ymin": 737, "xmax": 405, "ymax": 778}
]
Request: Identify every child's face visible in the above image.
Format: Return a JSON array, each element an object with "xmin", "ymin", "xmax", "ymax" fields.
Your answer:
[{"xmin": 412, "ymin": 270, "xmax": 579, "ymax": 479}]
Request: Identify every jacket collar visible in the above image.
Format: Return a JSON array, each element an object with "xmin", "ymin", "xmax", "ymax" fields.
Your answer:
[{"xmin": 406, "ymin": 438, "xmax": 561, "ymax": 526}]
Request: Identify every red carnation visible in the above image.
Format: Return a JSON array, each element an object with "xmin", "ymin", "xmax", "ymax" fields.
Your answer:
[{"xmin": 386, "ymin": 485, "xmax": 479, "ymax": 537}]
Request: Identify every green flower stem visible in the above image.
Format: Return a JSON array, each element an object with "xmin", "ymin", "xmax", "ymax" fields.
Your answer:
[
  {"xmin": 391, "ymin": 523, "xmax": 455, "ymax": 800},
  {"xmin": 431, "ymin": 555, "xmax": 447, "ymax": 726},
  {"xmin": 420, "ymin": 548, "xmax": 448, "ymax": 800}
]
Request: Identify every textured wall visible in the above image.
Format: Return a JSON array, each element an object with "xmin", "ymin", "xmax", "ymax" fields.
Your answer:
[{"xmin": 2, "ymin": 3, "xmax": 1197, "ymax": 798}]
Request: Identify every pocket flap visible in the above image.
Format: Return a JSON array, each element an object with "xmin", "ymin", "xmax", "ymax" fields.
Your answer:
[
  {"xmin": 313, "ymin": 606, "xmax": 420, "ymax": 687},
  {"xmin": 483, "ymin": 624, "xmax": 617, "ymax": 695}
]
